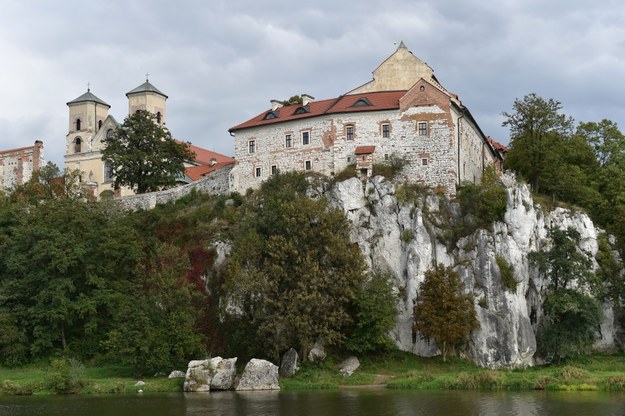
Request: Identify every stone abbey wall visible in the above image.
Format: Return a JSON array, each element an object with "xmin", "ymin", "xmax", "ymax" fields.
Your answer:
[
  {"xmin": 118, "ymin": 164, "xmax": 233, "ymax": 210},
  {"xmin": 231, "ymin": 102, "xmax": 473, "ymax": 194}
]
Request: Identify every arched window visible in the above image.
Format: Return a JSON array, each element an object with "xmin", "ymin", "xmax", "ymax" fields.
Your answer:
[
  {"xmin": 98, "ymin": 120, "xmax": 103, "ymax": 129},
  {"xmin": 76, "ymin": 118, "xmax": 81, "ymax": 130},
  {"xmin": 74, "ymin": 137, "xmax": 82, "ymax": 153},
  {"xmin": 156, "ymin": 112, "xmax": 162, "ymax": 124},
  {"xmin": 104, "ymin": 161, "xmax": 113, "ymax": 182},
  {"xmin": 106, "ymin": 129, "xmax": 114, "ymax": 139}
]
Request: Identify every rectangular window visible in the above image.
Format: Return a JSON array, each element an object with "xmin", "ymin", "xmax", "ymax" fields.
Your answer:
[
  {"xmin": 346, "ymin": 125, "xmax": 354, "ymax": 140},
  {"xmin": 285, "ymin": 134, "xmax": 292, "ymax": 148},
  {"xmin": 418, "ymin": 122, "xmax": 428, "ymax": 136},
  {"xmin": 248, "ymin": 140, "xmax": 256, "ymax": 153},
  {"xmin": 384, "ymin": 154, "xmax": 389, "ymax": 161},
  {"xmin": 382, "ymin": 123, "xmax": 390, "ymax": 138},
  {"xmin": 255, "ymin": 167, "xmax": 262, "ymax": 177},
  {"xmin": 305, "ymin": 160, "xmax": 312, "ymax": 171},
  {"xmin": 347, "ymin": 156, "xmax": 352, "ymax": 163},
  {"xmin": 271, "ymin": 165, "xmax": 277, "ymax": 175},
  {"xmin": 302, "ymin": 131, "xmax": 310, "ymax": 145},
  {"xmin": 422, "ymin": 158, "xmax": 428, "ymax": 166}
]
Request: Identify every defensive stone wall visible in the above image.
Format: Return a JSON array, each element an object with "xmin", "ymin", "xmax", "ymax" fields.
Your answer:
[{"xmin": 118, "ymin": 164, "xmax": 233, "ymax": 210}]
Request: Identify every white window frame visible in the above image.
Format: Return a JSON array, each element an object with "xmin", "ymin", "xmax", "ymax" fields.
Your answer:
[
  {"xmin": 418, "ymin": 122, "xmax": 428, "ymax": 136},
  {"xmin": 381, "ymin": 123, "xmax": 390, "ymax": 138}
]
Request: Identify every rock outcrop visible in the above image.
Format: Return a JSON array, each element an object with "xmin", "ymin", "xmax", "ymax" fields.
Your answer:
[
  {"xmin": 308, "ymin": 341, "xmax": 327, "ymax": 363},
  {"xmin": 279, "ymin": 348, "xmax": 299, "ymax": 378},
  {"xmin": 183, "ymin": 357, "xmax": 237, "ymax": 392},
  {"xmin": 236, "ymin": 359, "xmax": 280, "ymax": 391},
  {"xmin": 328, "ymin": 174, "xmax": 621, "ymax": 369},
  {"xmin": 339, "ymin": 356, "xmax": 360, "ymax": 377}
]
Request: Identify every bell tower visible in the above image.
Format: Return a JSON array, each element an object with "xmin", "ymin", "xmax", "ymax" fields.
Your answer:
[
  {"xmin": 126, "ymin": 75, "xmax": 168, "ymax": 125},
  {"xmin": 65, "ymin": 86, "xmax": 110, "ymax": 156}
]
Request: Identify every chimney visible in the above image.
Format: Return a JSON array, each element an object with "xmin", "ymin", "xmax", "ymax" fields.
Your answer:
[
  {"xmin": 270, "ymin": 99, "xmax": 283, "ymax": 111},
  {"xmin": 301, "ymin": 94, "xmax": 315, "ymax": 106}
]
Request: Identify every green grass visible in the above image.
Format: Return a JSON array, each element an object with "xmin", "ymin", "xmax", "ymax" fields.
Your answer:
[
  {"xmin": 0, "ymin": 360, "xmax": 184, "ymax": 396},
  {"xmin": 281, "ymin": 352, "xmax": 625, "ymax": 392},
  {"xmin": 3, "ymin": 353, "xmax": 625, "ymax": 395}
]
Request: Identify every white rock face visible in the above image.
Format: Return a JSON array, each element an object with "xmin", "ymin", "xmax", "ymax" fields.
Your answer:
[
  {"xmin": 236, "ymin": 359, "xmax": 280, "ymax": 391},
  {"xmin": 183, "ymin": 357, "xmax": 238, "ymax": 392},
  {"xmin": 329, "ymin": 174, "xmax": 619, "ymax": 369}
]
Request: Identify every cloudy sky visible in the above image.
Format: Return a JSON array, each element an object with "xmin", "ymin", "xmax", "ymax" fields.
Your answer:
[{"xmin": 1, "ymin": 0, "xmax": 624, "ymax": 167}]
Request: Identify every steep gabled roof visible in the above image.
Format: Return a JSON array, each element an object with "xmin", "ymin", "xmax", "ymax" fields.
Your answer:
[
  {"xmin": 67, "ymin": 89, "xmax": 111, "ymax": 108},
  {"xmin": 229, "ymin": 91, "xmax": 405, "ymax": 132}
]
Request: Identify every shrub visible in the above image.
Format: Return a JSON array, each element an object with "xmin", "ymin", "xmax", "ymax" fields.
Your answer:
[
  {"xmin": 456, "ymin": 166, "xmax": 507, "ymax": 227},
  {"xmin": 495, "ymin": 256, "xmax": 518, "ymax": 292},
  {"xmin": 45, "ymin": 358, "xmax": 90, "ymax": 394},
  {"xmin": 332, "ymin": 164, "xmax": 356, "ymax": 183},
  {"xmin": 347, "ymin": 270, "xmax": 398, "ymax": 353}
]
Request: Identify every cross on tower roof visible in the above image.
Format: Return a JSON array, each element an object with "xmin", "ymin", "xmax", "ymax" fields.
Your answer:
[{"xmin": 145, "ymin": 72, "xmax": 150, "ymax": 81}]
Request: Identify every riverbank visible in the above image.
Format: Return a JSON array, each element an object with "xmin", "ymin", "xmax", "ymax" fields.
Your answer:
[
  {"xmin": 1, "ymin": 352, "xmax": 625, "ymax": 395},
  {"xmin": 280, "ymin": 352, "xmax": 625, "ymax": 392}
]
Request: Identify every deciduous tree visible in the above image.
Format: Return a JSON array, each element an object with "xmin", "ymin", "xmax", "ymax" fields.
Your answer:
[
  {"xmin": 413, "ymin": 265, "xmax": 479, "ymax": 362},
  {"xmin": 531, "ymin": 227, "xmax": 602, "ymax": 363},
  {"xmin": 102, "ymin": 110, "xmax": 194, "ymax": 194},
  {"xmin": 224, "ymin": 173, "xmax": 366, "ymax": 361},
  {"xmin": 502, "ymin": 94, "xmax": 574, "ymax": 193}
]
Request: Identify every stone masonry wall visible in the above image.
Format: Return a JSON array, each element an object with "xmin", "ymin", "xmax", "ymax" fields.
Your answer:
[
  {"xmin": 118, "ymin": 164, "xmax": 233, "ymax": 210},
  {"xmin": 233, "ymin": 103, "xmax": 474, "ymax": 194}
]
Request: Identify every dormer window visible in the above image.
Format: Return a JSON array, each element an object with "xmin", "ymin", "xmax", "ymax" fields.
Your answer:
[
  {"xmin": 352, "ymin": 98, "xmax": 372, "ymax": 107},
  {"xmin": 263, "ymin": 111, "xmax": 279, "ymax": 120},
  {"xmin": 293, "ymin": 105, "xmax": 310, "ymax": 115}
]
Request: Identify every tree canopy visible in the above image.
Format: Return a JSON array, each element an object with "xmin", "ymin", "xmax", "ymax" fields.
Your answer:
[
  {"xmin": 502, "ymin": 93, "xmax": 575, "ymax": 194},
  {"xmin": 102, "ymin": 110, "xmax": 195, "ymax": 194},
  {"xmin": 531, "ymin": 227, "xmax": 602, "ymax": 363},
  {"xmin": 224, "ymin": 172, "xmax": 367, "ymax": 361}
]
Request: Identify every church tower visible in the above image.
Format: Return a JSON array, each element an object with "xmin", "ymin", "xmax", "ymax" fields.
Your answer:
[
  {"xmin": 126, "ymin": 76, "xmax": 168, "ymax": 125},
  {"xmin": 65, "ymin": 87, "xmax": 110, "ymax": 155}
]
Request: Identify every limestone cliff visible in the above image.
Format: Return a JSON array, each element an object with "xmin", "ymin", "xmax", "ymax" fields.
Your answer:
[{"xmin": 328, "ymin": 175, "xmax": 622, "ymax": 369}]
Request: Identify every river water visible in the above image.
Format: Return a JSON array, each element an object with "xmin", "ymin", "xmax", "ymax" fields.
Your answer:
[{"xmin": 1, "ymin": 388, "xmax": 624, "ymax": 416}]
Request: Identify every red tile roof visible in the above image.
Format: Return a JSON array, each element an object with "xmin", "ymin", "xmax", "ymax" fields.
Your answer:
[
  {"xmin": 186, "ymin": 143, "xmax": 235, "ymax": 166},
  {"xmin": 487, "ymin": 137, "xmax": 509, "ymax": 153},
  {"xmin": 229, "ymin": 91, "xmax": 406, "ymax": 132},
  {"xmin": 185, "ymin": 161, "xmax": 235, "ymax": 181},
  {"xmin": 355, "ymin": 146, "xmax": 376, "ymax": 155}
]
